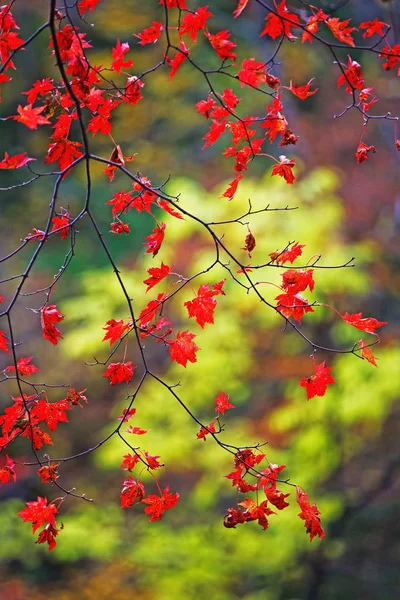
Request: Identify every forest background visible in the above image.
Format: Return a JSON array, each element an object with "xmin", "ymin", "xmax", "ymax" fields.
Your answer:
[{"xmin": 0, "ymin": 1, "xmax": 399, "ymax": 599}]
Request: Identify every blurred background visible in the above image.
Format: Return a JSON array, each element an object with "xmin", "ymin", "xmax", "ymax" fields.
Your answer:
[{"xmin": 0, "ymin": 1, "xmax": 399, "ymax": 599}]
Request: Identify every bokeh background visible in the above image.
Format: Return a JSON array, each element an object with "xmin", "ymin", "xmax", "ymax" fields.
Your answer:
[{"xmin": 0, "ymin": 1, "xmax": 399, "ymax": 599}]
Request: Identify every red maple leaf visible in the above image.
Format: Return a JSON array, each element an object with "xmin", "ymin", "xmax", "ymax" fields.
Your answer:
[
  {"xmin": 120, "ymin": 453, "xmax": 140, "ymax": 471},
  {"xmin": 143, "ymin": 263, "xmax": 172, "ymax": 293},
  {"xmin": 202, "ymin": 119, "xmax": 227, "ymax": 149},
  {"xmin": 302, "ymin": 9, "xmax": 328, "ymax": 43},
  {"xmin": 184, "ymin": 280, "xmax": 225, "ymax": 328},
  {"xmin": 157, "ymin": 199, "xmax": 184, "ymax": 220},
  {"xmin": 238, "ymin": 58, "xmax": 267, "ymax": 88},
  {"xmin": 18, "ymin": 496, "xmax": 58, "ymax": 533},
  {"xmin": 160, "ymin": 0, "xmax": 187, "ymax": 7},
  {"xmin": 355, "ymin": 142, "xmax": 376, "ymax": 164},
  {"xmin": 111, "ymin": 39, "xmax": 134, "ymax": 73},
  {"xmin": 378, "ymin": 44, "xmax": 400, "ymax": 71},
  {"xmin": 234, "ymin": 0, "xmax": 249, "ymax": 18},
  {"xmin": 205, "ymin": 30, "xmax": 237, "ymax": 62},
  {"xmin": 138, "ymin": 293, "xmax": 165, "ymax": 328},
  {"xmin": 222, "ymin": 175, "xmax": 243, "ymax": 201},
  {"xmin": 78, "ymin": 0, "xmax": 103, "ymax": 14},
  {"xmin": 179, "ymin": 6, "xmax": 213, "ymax": 42},
  {"xmin": 167, "ymin": 41, "xmax": 189, "ymax": 80},
  {"xmin": 286, "ymin": 78, "xmax": 318, "ymax": 100},
  {"xmin": 103, "ymin": 361, "xmax": 136, "ymax": 385},
  {"xmin": 144, "ymin": 451, "xmax": 163, "ymax": 469},
  {"xmin": 37, "ymin": 463, "xmax": 59, "ymax": 484},
  {"xmin": 296, "ymin": 486, "xmax": 325, "ymax": 541},
  {"xmin": 281, "ymin": 269, "xmax": 314, "ymax": 294},
  {"xmin": 51, "ymin": 211, "xmax": 70, "ymax": 240},
  {"xmin": 5, "ymin": 356, "xmax": 39, "ymax": 377},
  {"xmin": 0, "ymin": 331, "xmax": 9, "ymax": 353},
  {"xmin": 275, "ymin": 292, "xmax": 314, "ymax": 322},
  {"xmin": 327, "ymin": 17, "xmax": 356, "ymax": 47},
  {"xmin": 134, "ymin": 22, "xmax": 164, "ymax": 45},
  {"xmin": 106, "ymin": 190, "xmax": 133, "ymax": 218},
  {"xmin": 123, "ymin": 76, "xmax": 144, "ymax": 104},
  {"xmin": 359, "ymin": 18, "xmax": 388, "ymax": 38},
  {"xmin": 121, "ymin": 477, "xmax": 145, "ymax": 508},
  {"xmin": 13, "ymin": 104, "xmax": 51, "ymax": 130},
  {"xmin": 110, "ymin": 221, "xmax": 130, "ymax": 234},
  {"xmin": 242, "ymin": 231, "xmax": 256, "ymax": 257},
  {"xmin": 341, "ymin": 312, "xmax": 386, "ymax": 335},
  {"xmin": 22, "ymin": 78, "xmax": 54, "ymax": 104},
  {"xmin": 102, "ymin": 318, "xmax": 131, "ymax": 346},
  {"xmin": 269, "ymin": 242, "xmax": 305, "ymax": 265},
  {"xmin": 337, "ymin": 56, "xmax": 364, "ymax": 94},
  {"xmin": 44, "ymin": 139, "xmax": 83, "ymax": 174},
  {"xmin": 260, "ymin": 0, "xmax": 300, "ymax": 41},
  {"xmin": 260, "ymin": 95, "xmax": 288, "ymax": 143},
  {"xmin": 168, "ymin": 330, "xmax": 200, "ymax": 367},
  {"xmin": 144, "ymin": 223, "xmax": 166, "ymax": 257},
  {"xmin": 125, "ymin": 426, "xmax": 148, "ymax": 435},
  {"xmin": 358, "ymin": 339, "xmax": 378, "ymax": 367},
  {"xmin": 41, "ymin": 304, "xmax": 64, "ymax": 345},
  {"xmin": 0, "ymin": 455, "xmax": 16, "ymax": 484},
  {"xmin": 271, "ymin": 155, "xmax": 296, "ymax": 184},
  {"xmin": 197, "ymin": 420, "xmax": 216, "ymax": 440},
  {"xmin": 0, "ymin": 151, "xmax": 35, "ymax": 169},
  {"xmin": 300, "ymin": 361, "xmax": 335, "ymax": 400},
  {"xmin": 215, "ymin": 391, "xmax": 235, "ymax": 415},
  {"xmin": 143, "ymin": 486, "xmax": 179, "ymax": 521}
]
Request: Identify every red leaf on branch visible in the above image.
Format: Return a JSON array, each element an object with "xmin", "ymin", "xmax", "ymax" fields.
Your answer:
[
  {"xmin": 341, "ymin": 312, "xmax": 387, "ymax": 335},
  {"xmin": 205, "ymin": 30, "xmax": 237, "ymax": 62},
  {"xmin": 355, "ymin": 142, "xmax": 376, "ymax": 164},
  {"xmin": 0, "ymin": 455, "xmax": 16, "ymax": 484},
  {"xmin": 184, "ymin": 280, "xmax": 225, "ymax": 328},
  {"xmin": 233, "ymin": 0, "xmax": 249, "ymax": 18},
  {"xmin": 167, "ymin": 41, "xmax": 189, "ymax": 80},
  {"xmin": 18, "ymin": 496, "xmax": 58, "ymax": 533},
  {"xmin": 134, "ymin": 22, "xmax": 164, "ymax": 45},
  {"xmin": 275, "ymin": 292, "xmax": 314, "ymax": 322},
  {"xmin": 296, "ymin": 486, "xmax": 325, "ymax": 541},
  {"xmin": 215, "ymin": 391, "xmax": 235, "ymax": 415},
  {"xmin": 144, "ymin": 223, "xmax": 166, "ymax": 257},
  {"xmin": 0, "ymin": 151, "xmax": 35, "ymax": 169},
  {"xmin": 359, "ymin": 339, "xmax": 378, "ymax": 367},
  {"xmin": 143, "ymin": 263, "xmax": 172, "ymax": 293},
  {"xmin": 103, "ymin": 362, "xmax": 136, "ymax": 385},
  {"xmin": 179, "ymin": 6, "xmax": 213, "ymax": 42},
  {"xmin": 242, "ymin": 231, "xmax": 256, "ymax": 257},
  {"xmin": 121, "ymin": 454, "xmax": 140, "ymax": 471},
  {"xmin": 197, "ymin": 420, "xmax": 216, "ymax": 440},
  {"xmin": 121, "ymin": 477, "xmax": 145, "ymax": 508},
  {"xmin": 260, "ymin": 0, "xmax": 300, "ymax": 40},
  {"xmin": 38, "ymin": 463, "xmax": 59, "ymax": 484},
  {"xmin": 168, "ymin": 330, "xmax": 200, "ymax": 367},
  {"xmin": 337, "ymin": 56, "xmax": 364, "ymax": 94},
  {"xmin": 111, "ymin": 39, "xmax": 134, "ymax": 74},
  {"xmin": 359, "ymin": 19, "xmax": 388, "ymax": 38},
  {"xmin": 0, "ymin": 331, "xmax": 9, "ymax": 354},
  {"xmin": 22, "ymin": 78, "xmax": 54, "ymax": 104},
  {"xmin": 271, "ymin": 155, "xmax": 296, "ymax": 184},
  {"xmin": 41, "ymin": 304, "xmax": 64, "ymax": 345},
  {"xmin": 327, "ymin": 17, "xmax": 356, "ymax": 46},
  {"xmin": 299, "ymin": 361, "xmax": 335, "ymax": 400},
  {"xmin": 285, "ymin": 78, "xmax": 318, "ymax": 100},
  {"xmin": 269, "ymin": 242, "xmax": 305, "ymax": 265},
  {"xmin": 13, "ymin": 104, "xmax": 51, "ymax": 130},
  {"xmin": 102, "ymin": 319, "xmax": 131, "ymax": 346},
  {"xmin": 5, "ymin": 356, "xmax": 39, "ymax": 376},
  {"xmin": 143, "ymin": 486, "xmax": 179, "ymax": 521}
]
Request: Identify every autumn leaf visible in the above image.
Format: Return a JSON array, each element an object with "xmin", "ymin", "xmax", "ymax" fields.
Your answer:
[
  {"xmin": 327, "ymin": 17, "xmax": 356, "ymax": 47},
  {"xmin": 337, "ymin": 56, "xmax": 364, "ymax": 94},
  {"xmin": 296, "ymin": 486, "xmax": 325, "ymax": 541},
  {"xmin": 0, "ymin": 151, "xmax": 35, "ymax": 169},
  {"xmin": 121, "ymin": 477, "xmax": 145, "ymax": 508},
  {"xmin": 143, "ymin": 486, "xmax": 179, "ymax": 522},
  {"xmin": 120, "ymin": 454, "xmax": 140, "ymax": 471},
  {"xmin": 168, "ymin": 330, "xmax": 200, "ymax": 367},
  {"xmin": 271, "ymin": 155, "xmax": 296, "ymax": 184},
  {"xmin": 355, "ymin": 142, "xmax": 376, "ymax": 164},
  {"xmin": 22, "ymin": 78, "xmax": 54, "ymax": 104},
  {"xmin": 179, "ymin": 6, "xmax": 213, "ymax": 42},
  {"xmin": 41, "ymin": 304, "xmax": 64, "ymax": 345},
  {"xmin": 215, "ymin": 391, "xmax": 235, "ymax": 415},
  {"xmin": 299, "ymin": 361, "xmax": 335, "ymax": 400},
  {"xmin": 18, "ymin": 496, "xmax": 58, "ymax": 533},
  {"xmin": 134, "ymin": 22, "xmax": 164, "ymax": 45},
  {"xmin": 102, "ymin": 318, "xmax": 131, "ymax": 346},
  {"xmin": 341, "ymin": 312, "xmax": 386, "ymax": 335},
  {"xmin": 0, "ymin": 455, "xmax": 16, "ymax": 484},
  {"xmin": 103, "ymin": 362, "xmax": 136, "ymax": 385},
  {"xmin": 281, "ymin": 269, "xmax": 314, "ymax": 294},
  {"xmin": 233, "ymin": 0, "xmax": 249, "ymax": 18},
  {"xmin": 143, "ymin": 263, "xmax": 172, "ymax": 293},
  {"xmin": 5, "ymin": 356, "xmax": 39, "ymax": 376},
  {"xmin": 37, "ymin": 463, "xmax": 59, "ymax": 484},
  {"xmin": 260, "ymin": 0, "xmax": 300, "ymax": 40},
  {"xmin": 285, "ymin": 78, "xmax": 318, "ymax": 100},
  {"xmin": 167, "ymin": 41, "xmax": 189, "ymax": 80},
  {"xmin": 144, "ymin": 223, "xmax": 166, "ymax": 257},
  {"xmin": 358, "ymin": 339, "xmax": 378, "ymax": 367},
  {"xmin": 242, "ymin": 231, "xmax": 256, "ymax": 257},
  {"xmin": 359, "ymin": 19, "xmax": 388, "ymax": 38},
  {"xmin": 275, "ymin": 292, "xmax": 314, "ymax": 322},
  {"xmin": 184, "ymin": 281, "xmax": 225, "ymax": 328},
  {"xmin": 205, "ymin": 30, "xmax": 237, "ymax": 62},
  {"xmin": 0, "ymin": 331, "xmax": 9, "ymax": 353},
  {"xmin": 111, "ymin": 39, "xmax": 134, "ymax": 73},
  {"xmin": 144, "ymin": 451, "xmax": 163, "ymax": 469},
  {"xmin": 197, "ymin": 420, "xmax": 216, "ymax": 440},
  {"xmin": 13, "ymin": 104, "xmax": 51, "ymax": 130},
  {"xmin": 269, "ymin": 242, "xmax": 305, "ymax": 265},
  {"xmin": 125, "ymin": 426, "xmax": 148, "ymax": 435}
]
